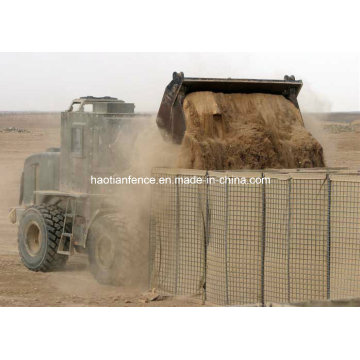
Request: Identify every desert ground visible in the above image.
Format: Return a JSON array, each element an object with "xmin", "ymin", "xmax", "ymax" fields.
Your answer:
[
  {"xmin": 0, "ymin": 113, "xmax": 201, "ymax": 306},
  {"xmin": 0, "ymin": 111, "xmax": 359, "ymax": 306}
]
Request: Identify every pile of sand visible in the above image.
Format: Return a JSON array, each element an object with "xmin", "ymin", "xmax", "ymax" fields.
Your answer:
[{"xmin": 177, "ymin": 92, "xmax": 325, "ymax": 170}]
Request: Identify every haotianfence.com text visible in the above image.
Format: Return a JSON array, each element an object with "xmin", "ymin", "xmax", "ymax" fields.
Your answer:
[{"xmin": 90, "ymin": 175, "xmax": 271, "ymax": 185}]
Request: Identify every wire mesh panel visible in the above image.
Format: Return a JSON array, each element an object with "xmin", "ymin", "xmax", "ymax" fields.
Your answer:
[
  {"xmin": 330, "ymin": 174, "xmax": 360, "ymax": 299},
  {"xmin": 150, "ymin": 169, "xmax": 178, "ymax": 294},
  {"xmin": 150, "ymin": 168, "xmax": 206, "ymax": 297},
  {"xmin": 263, "ymin": 173, "xmax": 290, "ymax": 304},
  {"xmin": 205, "ymin": 172, "xmax": 228, "ymax": 305},
  {"xmin": 227, "ymin": 171, "xmax": 263, "ymax": 305},
  {"xmin": 205, "ymin": 171, "xmax": 263, "ymax": 305},
  {"xmin": 289, "ymin": 173, "xmax": 328, "ymax": 302},
  {"xmin": 150, "ymin": 168, "xmax": 360, "ymax": 306},
  {"xmin": 176, "ymin": 170, "xmax": 207, "ymax": 296}
]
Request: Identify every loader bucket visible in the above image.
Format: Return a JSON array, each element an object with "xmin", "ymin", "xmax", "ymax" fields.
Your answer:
[{"xmin": 156, "ymin": 72, "xmax": 303, "ymax": 143}]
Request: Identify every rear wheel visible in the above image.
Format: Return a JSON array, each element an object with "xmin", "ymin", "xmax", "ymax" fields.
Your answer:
[
  {"xmin": 87, "ymin": 213, "xmax": 146, "ymax": 286},
  {"xmin": 18, "ymin": 204, "xmax": 69, "ymax": 271}
]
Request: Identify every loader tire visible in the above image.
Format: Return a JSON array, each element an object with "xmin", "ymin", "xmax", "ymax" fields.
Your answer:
[
  {"xmin": 18, "ymin": 204, "xmax": 69, "ymax": 271},
  {"xmin": 88, "ymin": 213, "xmax": 146, "ymax": 286}
]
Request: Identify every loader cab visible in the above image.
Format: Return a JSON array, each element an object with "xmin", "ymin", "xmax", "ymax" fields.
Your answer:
[
  {"xmin": 68, "ymin": 96, "xmax": 135, "ymax": 114},
  {"xmin": 60, "ymin": 96, "xmax": 135, "ymax": 194}
]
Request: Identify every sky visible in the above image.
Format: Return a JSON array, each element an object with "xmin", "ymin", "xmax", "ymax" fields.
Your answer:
[{"xmin": 0, "ymin": 52, "xmax": 358, "ymax": 113}]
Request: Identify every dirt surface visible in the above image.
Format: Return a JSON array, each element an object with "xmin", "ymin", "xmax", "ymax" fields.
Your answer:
[
  {"xmin": 0, "ymin": 112, "xmax": 359, "ymax": 306},
  {"xmin": 0, "ymin": 113, "xmax": 200, "ymax": 307},
  {"xmin": 303, "ymin": 113, "xmax": 360, "ymax": 168}
]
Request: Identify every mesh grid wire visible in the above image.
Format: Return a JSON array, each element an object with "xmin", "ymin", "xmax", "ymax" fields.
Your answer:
[
  {"xmin": 177, "ymin": 173, "xmax": 207, "ymax": 296},
  {"xmin": 150, "ymin": 168, "xmax": 360, "ymax": 305},
  {"xmin": 289, "ymin": 174, "xmax": 328, "ymax": 302},
  {"xmin": 150, "ymin": 169, "xmax": 206, "ymax": 297},
  {"xmin": 205, "ymin": 172, "xmax": 228, "ymax": 305},
  {"xmin": 226, "ymin": 171, "xmax": 263, "ymax": 306},
  {"xmin": 263, "ymin": 173, "xmax": 290, "ymax": 304},
  {"xmin": 150, "ymin": 171, "xmax": 178, "ymax": 294},
  {"xmin": 330, "ymin": 175, "xmax": 360, "ymax": 299}
]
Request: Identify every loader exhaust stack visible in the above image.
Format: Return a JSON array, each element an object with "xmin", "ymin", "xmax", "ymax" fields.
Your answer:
[{"xmin": 156, "ymin": 72, "xmax": 303, "ymax": 144}]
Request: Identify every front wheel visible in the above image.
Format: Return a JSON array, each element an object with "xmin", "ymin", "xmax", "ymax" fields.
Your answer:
[{"xmin": 18, "ymin": 204, "xmax": 69, "ymax": 271}]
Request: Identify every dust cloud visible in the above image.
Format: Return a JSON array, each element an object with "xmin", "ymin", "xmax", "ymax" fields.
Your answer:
[
  {"xmin": 301, "ymin": 88, "xmax": 336, "ymax": 167},
  {"xmin": 107, "ymin": 116, "xmax": 179, "ymax": 288},
  {"xmin": 302, "ymin": 113, "xmax": 329, "ymax": 150}
]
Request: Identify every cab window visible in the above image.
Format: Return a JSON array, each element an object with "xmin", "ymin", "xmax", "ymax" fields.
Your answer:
[
  {"xmin": 83, "ymin": 103, "xmax": 93, "ymax": 112},
  {"xmin": 70, "ymin": 102, "xmax": 81, "ymax": 112},
  {"xmin": 71, "ymin": 127, "xmax": 83, "ymax": 156}
]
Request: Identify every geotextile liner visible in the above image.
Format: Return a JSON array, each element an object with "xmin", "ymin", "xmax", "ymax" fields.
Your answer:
[
  {"xmin": 263, "ymin": 173, "xmax": 291, "ymax": 304},
  {"xmin": 150, "ymin": 169, "xmax": 206, "ymax": 296},
  {"xmin": 288, "ymin": 173, "xmax": 328, "ymax": 302},
  {"xmin": 206, "ymin": 171, "xmax": 263, "ymax": 305},
  {"xmin": 329, "ymin": 174, "xmax": 360, "ymax": 299},
  {"xmin": 177, "ymin": 92, "xmax": 325, "ymax": 170}
]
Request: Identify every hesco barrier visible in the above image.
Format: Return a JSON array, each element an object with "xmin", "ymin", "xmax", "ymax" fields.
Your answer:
[{"xmin": 149, "ymin": 168, "xmax": 360, "ymax": 306}]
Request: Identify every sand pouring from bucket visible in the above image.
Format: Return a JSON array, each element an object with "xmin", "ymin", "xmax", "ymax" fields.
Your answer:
[{"xmin": 156, "ymin": 72, "xmax": 303, "ymax": 144}]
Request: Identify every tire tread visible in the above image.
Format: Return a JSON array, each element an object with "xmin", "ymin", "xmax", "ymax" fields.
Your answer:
[{"xmin": 18, "ymin": 204, "xmax": 68, "ymax": 272}]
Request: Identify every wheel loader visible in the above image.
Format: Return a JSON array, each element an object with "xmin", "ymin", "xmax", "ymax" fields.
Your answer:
[
  {"xmin": 9, "ymin": 72, "xmax": 302, "ymax": 285},
  {"xmin": 9, "ymin": 96, "xmax": 150, "ymax": 285}
]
